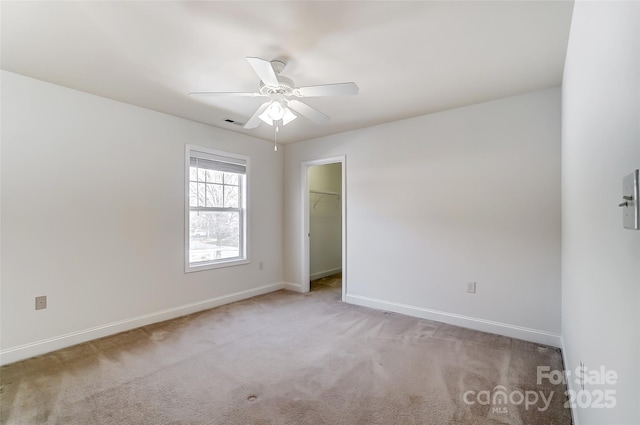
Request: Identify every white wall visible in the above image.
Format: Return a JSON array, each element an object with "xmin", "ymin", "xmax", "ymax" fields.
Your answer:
[
  {"xmin": 309, "ymin": 163, "xmax": 342, "ymax": 279},
  {"xmin": 0, "ymin": 71, "xmax": 284, "ymax": 364},
  {"xmin": 561, "ymin": 1, "xmax": 640, "ymax": 424},
  {"xmin": 284, "ymin": 88, "xmax": 562, "ymax": 345}
]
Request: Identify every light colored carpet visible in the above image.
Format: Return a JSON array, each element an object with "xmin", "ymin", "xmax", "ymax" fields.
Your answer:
[{"xmin": 1, "ymin": 275, "xmax": 571, "ymax": 424}]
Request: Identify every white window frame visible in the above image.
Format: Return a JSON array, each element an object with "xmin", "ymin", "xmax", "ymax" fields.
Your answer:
[{"xmin": 185, "ymin": 145, "xmax": 249, "ymax": 273}]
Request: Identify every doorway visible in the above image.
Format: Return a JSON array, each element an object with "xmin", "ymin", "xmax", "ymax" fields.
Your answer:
[{"xmin": 302, "ymin": 157, "xmax": 346, "ymax": 301}]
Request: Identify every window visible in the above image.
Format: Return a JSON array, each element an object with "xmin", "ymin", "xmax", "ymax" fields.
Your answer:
[{"xmin": 185, "ymin": 146, "xmax": 248, "ymax": 272}]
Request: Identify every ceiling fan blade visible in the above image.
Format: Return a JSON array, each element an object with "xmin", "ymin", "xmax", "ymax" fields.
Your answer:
[
  {"xmin": 243, "ymin": 102, "xmax": 270, "ymax": 129},
  {"xmin": 296, "ymin": 82, "xmax": 359, "ymax": 97},
  {"xmin": 287, "ymin": 100, "xmax": 330, "ymax": 124},
  {"xmin": 246, "ymin": 57, "xmax": 279, "ymax": 87},
  {"xmin": 189, "ymin": 91, "xmax": 264, "ymax": 97}
]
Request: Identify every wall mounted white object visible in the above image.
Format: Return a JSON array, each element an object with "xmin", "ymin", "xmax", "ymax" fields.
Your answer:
[{"xmin": 619, "ymin": 169, "xmax": 639, "ymax": 230}]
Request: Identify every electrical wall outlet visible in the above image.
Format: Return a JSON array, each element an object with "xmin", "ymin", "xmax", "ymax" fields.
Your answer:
[
  {"xmin": 258, "ymin": 262, "xmax": 264, "ymax": 270},
  {"xmin": 35, "ymin": 295, "xmax": 47, "ymax": 310},
  {"xmin": 466, "ymin": 282, "xmax": 476, "ymax": 294}
]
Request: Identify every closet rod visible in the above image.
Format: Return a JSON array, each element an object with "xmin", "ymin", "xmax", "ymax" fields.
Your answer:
[
  {"xmin": 310, "ymin": 190, "xmax": 340, "ymax": 196},
  {"xmin": 310, "ymin": 190, "xmax": 340, "ymax": 208}
]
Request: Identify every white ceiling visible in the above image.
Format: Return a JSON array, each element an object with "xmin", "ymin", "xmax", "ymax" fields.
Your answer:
[{"xmin": 1, "ymin": 1, "xmax": 574, "ymax": 144}]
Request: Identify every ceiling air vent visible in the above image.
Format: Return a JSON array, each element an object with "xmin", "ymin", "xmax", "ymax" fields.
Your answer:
[{"xmin": 223, "ymin": 118, "xmax": 244, "ymax": 127}]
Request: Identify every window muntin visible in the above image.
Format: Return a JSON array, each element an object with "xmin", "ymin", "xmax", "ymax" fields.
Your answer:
[{"xmin": 186, "ymin": 147, "xmax": 248, "ymax": 272}]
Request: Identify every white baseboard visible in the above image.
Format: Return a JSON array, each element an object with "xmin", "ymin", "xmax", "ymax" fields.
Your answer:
[
  {"xmin": 0, "ymin": 282, "xmax": 285, "ymax": 366},
  {"xmin": 560, "ymin": 336, "xmax": 580, "ymax": 425},
  {"xmin": 310, "ymin": 267, "xmax": 342, "ymax": 281},
  {"xmin": 345, "ymin": 294, "xmax": 562, "ymax": 348},
  {"xmin": 282, "ymin": 282, "xmax": 304, "ymax": 293}
]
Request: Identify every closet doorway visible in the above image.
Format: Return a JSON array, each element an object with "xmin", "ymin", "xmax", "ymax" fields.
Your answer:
[{"xmin": 302, "ymin": 157, "xmax": 346, "ymax": 301}]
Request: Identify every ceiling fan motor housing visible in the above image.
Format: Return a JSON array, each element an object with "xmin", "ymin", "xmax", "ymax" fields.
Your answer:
[
  {"xmin": 259, "ymin": 75, "xmax": 295, "ymax": 96},
  {"xmin": 270, "ymin": 60, "xmax": 286, "ymax": 74}
]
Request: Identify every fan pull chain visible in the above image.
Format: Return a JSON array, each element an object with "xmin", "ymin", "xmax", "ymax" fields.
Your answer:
[{"xmin": 274, "ymin": 122, "xmax": 279, "ymax": 152}]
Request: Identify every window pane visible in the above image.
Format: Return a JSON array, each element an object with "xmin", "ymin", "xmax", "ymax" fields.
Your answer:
[
  {"xmin": 223, "ymin": 172, "xmax": 238, "ymax": 185},
  {"xmin": 205, "ymin": 184, "xmax": 215, "ymax": 207},
  {"xmin": 189, "ymin": 167, "xmax": 198, "ymax": 181},
  {"xmin": 197, "ymin": 183, "xmax": 206, "ymax": 207},
  {"xmin": 189, "ymin": 211, "xmax": 240, "ymax": 263},
  {"xmin": 197, "ymin": 168, "xmax": 206, "ymax": 183},
  {"xmin": 189, "ymin": 182, "xmax": 198, "ymax": 207},
  {"xmin": 224, "ymin": 185, "xmax": 239, "ymax": 208},
  {"xmin": 212, "ymin": 184, "xmax": 223, "ymax": 207},
  {"xmin": 206, "ymin": 169, "xmax": 223, "ymax": 184}
]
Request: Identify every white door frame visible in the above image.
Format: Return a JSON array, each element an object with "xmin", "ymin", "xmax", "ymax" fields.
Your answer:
[{"xmin": 301, "ymin": 156, "xmax": 346, "ymax": 301}]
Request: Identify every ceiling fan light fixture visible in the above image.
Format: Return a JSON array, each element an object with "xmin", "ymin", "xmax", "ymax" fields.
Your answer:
[
  {"xmin": 282, "ymin": 108, "xmax": 297, "ymax": 125},
  {"xmin": 258, "ymin": 111, "xmax": 272, "ymax": 126},
  {"xmin": 266, "ymin": 101, "xmax": 285, "ymax": 121},
  {"xmin": 259, "ymin": 101, "xmax": 297, "ymax": 127}
]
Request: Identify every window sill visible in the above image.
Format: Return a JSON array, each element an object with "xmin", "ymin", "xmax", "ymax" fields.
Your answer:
[{"xmin": 185, "ymin": 258, "xmax": 249, "ymax": 273}]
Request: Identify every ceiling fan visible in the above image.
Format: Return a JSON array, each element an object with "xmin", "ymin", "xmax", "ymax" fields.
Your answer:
[{"xmin": 189, "ymin": 57, "xmax": 359, "ymax": 129}]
